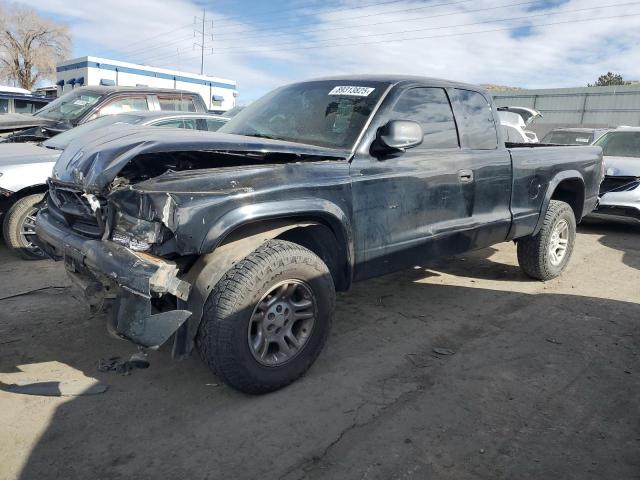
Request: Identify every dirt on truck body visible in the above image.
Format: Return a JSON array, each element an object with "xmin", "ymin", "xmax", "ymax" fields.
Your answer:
[{"xmin": 35, "ymin": 75, "xmax": 603, "ymax": 393}]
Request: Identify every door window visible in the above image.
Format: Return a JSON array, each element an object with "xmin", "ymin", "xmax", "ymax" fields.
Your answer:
[
  {"xmin": 450, "ymin": 89, "xmax": 498, "ymax": 149},
  {"xmin": 0, "ymin": 99, "xmax": 8, "ymax": 113},
  {"xmin": 390, "ymin": 88, "xmax": 459, "ymax": 149},
  {"xmin": 14, "ymin": 99, "xmax": 48, "ymax": 113},
  {"xmin": 98, "ymin": 97, "xmax": 149, "ymax": 116}
]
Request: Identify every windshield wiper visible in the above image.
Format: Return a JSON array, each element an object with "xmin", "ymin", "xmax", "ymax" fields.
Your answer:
[{"xmin": 244, "ymin": 133, "xmax": 282, "ymax": 141}]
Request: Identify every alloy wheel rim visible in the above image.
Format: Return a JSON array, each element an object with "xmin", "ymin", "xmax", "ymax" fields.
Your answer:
[
  {"xmin": 248, "ymin": 279, "xmax": 316, "ymax": 366},
  {"xmin": 548, "ymin": 219, "xmax": 569, "ymax": 266},
  {"xmin": 19, "ymin": 207, "xmax": 44, "ymax": 257}
]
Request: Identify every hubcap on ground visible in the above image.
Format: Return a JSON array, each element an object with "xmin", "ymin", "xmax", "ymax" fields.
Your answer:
[
  {"xmin": 248, "ymin": 279, "xmax": 316, "ymax": 366},
  {"xmin": 19, "ymin": 207, "xmax": 44, "ymax": 257},
  {"xmin": 548, "ymin": 218, "xmax": 569, "ymax": 266}
]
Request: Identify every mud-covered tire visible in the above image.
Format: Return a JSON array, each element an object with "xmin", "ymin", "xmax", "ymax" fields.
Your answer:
[
  {"xmin": 196, "ymin": 239, "xmax": 335, "ymax": 394},
  {"xmin": 2, "ymin": 193, "xmax": 46, "ymax": 260},
  {"xmin": 517, "ymin": 200, "xmax": 576, "ymax": 281}
]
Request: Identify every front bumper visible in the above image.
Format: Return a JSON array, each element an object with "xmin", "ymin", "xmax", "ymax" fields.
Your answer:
[
  {"xmin": 36, "ymin": 207, "xmax": 192, "ymax": 348},
  {"xmin": 592, "ymin": 189, "xmax": 640, "ymax": 222}
]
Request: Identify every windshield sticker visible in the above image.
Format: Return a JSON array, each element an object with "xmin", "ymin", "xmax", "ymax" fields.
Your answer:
[
  {"xmin": 575, "ymin": 137, "xmax": 589, "ymax": 143},
  {"xmin": 72, "ymin": 99, "xmax": 89, "ymax": 106},
  {"xmin": 329, "ymin": 86, "xmax": 375, "ymax": 97}
]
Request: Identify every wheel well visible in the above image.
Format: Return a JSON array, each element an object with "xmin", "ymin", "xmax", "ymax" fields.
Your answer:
[
  {"xmin": 276, "ymin": 223, "xmax": 350, "ymax": 291},
  {"xmin": 551, "ymin": 179, "xmax": 584, "ymax": 221},
  {"xmin": 0, "ymin": 184, "xmax": 47, "ymax": 215}
]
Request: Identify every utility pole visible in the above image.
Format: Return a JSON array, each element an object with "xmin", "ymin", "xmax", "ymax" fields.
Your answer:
[
  {"xmin": 194, "ymin": 8, "xmax": 206, "ymax": 75},
  {"xmin": 200, "ymin": 9, "xmax": 205, "ymax": 75}
]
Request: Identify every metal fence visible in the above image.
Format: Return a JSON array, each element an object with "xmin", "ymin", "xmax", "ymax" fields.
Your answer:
[{"xmin": 492, "ymin": 84, "xmax": 640, "ymax": 137}]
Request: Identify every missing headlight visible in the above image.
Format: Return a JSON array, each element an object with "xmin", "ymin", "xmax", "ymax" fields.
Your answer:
[{"xmin": 111, "ymin": 230, "xmax": 151, "ymax": 252}]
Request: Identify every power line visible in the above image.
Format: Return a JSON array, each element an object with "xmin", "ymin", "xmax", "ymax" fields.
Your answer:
[
  {"xmin": 208, "ymin": 0, "xmax": 430, "ymax": 33},
  {"xmin": 202, "ymin": 12, "xmax": 640, "ymax": 56},
  {"xmin": 209, "ymin": 0, "xmax": 479, "ymax": 37},
  {"xmin": 120, "ymin": 33, "xmax": 194, "ymax": 58},
  {"xmin": 204, "ymin": 0, "xmax": 533, "ymax": 43},
  {"xmin": 207, "ymin": 2, "xmax": 640, "ymax": 53},
  {"xmin": 108, "ymin": 23, "xmax": 193, "ymax": 52}
]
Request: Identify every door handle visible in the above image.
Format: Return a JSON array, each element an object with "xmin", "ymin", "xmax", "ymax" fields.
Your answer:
[{"xmin": 458, "ymin": 169, "xmax": 474, "ymax": 183}]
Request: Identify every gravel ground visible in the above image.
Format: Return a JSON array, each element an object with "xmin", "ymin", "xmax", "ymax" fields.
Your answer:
[{"xmin": 0, "ymin": 219, "xmax": 639, "ymax": 480}]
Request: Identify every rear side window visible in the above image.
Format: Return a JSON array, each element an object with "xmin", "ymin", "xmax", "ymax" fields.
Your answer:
[
  {"xmin": 205, "ymin": 118, "xmax": 226, "ymax": 131},
  {"xmin": 14, "ymin": 99, "xmax": 47, "ymax": 113},
  {"xmin": 450, "ymin": 89, "xmax": 498, "ymax": 149},
  {"xmin": 0, "ymin": 99, "xmax": 8, "ymax": 113},
  {"xmin": 158, "ymin": 96, "xmax": 197, "ymax": 112},
  {"xmin": 391, "ymin": 87, "xmax": 458, "ymax": 149},
  {"xmin": 153, "ymin": 119, "xmax": 185, "ymax": 128},
  {"xmin": 98, "ymin": 97, "xmax": 149, "ymax": 117}
]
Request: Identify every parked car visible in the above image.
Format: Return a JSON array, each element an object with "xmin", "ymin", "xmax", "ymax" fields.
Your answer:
[
  {"xmin": 590, "ymin": 127, "xmax": 640, "ymax": 222},
  {"xmin": 0, "ymin": 92, "xmax": 50, "ymax": 115},
  {"xmin": 0, "ymin": 111, "xmax": 227, "ymax": 259},
  {"xmin": 0, "ymin": 86, "xmax": 208, "ymax": 142},
  {"xmin": 542, "ymin": 128, "xmax": 610, "ymax": 145},
  {"xmin": 497, "ymin": 106, "xmax": 541, "ymax": 143},
  {"xmin": 36, "ymin": 76, "xmax": 602, "ymax": 394}
]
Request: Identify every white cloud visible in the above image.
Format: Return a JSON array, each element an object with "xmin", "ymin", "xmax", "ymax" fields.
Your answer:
[{"xmin": 14, "ymin": 0, "xmax": 640, "ymax": 100}]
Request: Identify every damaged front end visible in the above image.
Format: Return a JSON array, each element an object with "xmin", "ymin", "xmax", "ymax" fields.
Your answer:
[
  {"xmin": 35, "ymin": 125, "xmax": 348, "ymax": 355},
  {"xmin": 36, "ymin": 179, "xmax": 193, "ymax": 350}
]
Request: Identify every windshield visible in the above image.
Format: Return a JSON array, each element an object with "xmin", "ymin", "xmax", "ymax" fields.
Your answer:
[
  {"xmin": 42, "ymin": 114, "xmax": 143, "ymax": 150},
  {"xmin": 218, "ymin": 80, "xmax": 389, "ymax": 149},
  {"xmin": 594, "ymin": 131, "xmax": 640, "ymax": 158},
  {"xmin": 35, "ymin": 90, "xmax": 103, "ymax": 123},
  {"xmin": 543, "ymin": 131, "xmax": 593, "ymax": 145}
]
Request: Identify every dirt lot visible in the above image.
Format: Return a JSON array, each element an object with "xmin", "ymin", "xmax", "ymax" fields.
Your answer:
[{"xmin": 0, "ymin": 219, "xmax": 639, "ymax": 480}]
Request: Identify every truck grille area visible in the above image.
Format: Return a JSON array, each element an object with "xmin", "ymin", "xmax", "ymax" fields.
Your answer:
[
  {"xmin": 599, "ymin": 176, "xmax": 640, "ymax": 195},
  {"xmin": 47, "ymin": 183, "xmax": 104, "ymax": 238}
]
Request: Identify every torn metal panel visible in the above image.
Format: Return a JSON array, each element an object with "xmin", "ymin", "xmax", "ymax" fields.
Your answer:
[{"xmin": 111, "ymin": 293, "xmax": 191, "ymax": 349}]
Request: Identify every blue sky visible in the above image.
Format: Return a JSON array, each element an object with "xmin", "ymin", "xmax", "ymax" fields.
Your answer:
[{"xmin": 13, "ymin": 0, "xmax": 640, "ymax": 101}]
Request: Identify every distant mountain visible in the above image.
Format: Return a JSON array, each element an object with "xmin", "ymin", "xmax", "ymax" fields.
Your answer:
[{"xmin": 481, "ymin": 84, "xmax": 524, "ymax": 92}]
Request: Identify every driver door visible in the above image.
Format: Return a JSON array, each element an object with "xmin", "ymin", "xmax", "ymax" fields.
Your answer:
[{"xmin": 350, "ymin": 86, "xmax": 476, "ymax": 280}]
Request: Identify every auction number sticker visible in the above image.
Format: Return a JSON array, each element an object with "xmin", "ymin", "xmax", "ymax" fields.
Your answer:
[{"xmin": 329, "ymin": 86, "xmax": 375, "ymax": 97}]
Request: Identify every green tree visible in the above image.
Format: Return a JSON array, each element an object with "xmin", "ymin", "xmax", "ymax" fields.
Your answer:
[
  {"xmin": 0, "ymin": 3, "xmax": 71, "ymax": 90},
  {"xmin": 588, "ymin": 72, "xmax": 630, "ymax": 87}
]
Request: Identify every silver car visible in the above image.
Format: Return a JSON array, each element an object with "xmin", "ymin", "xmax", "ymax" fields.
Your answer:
[
  {"xmin": 591, "ymin": 127, "xmax": 640, "ymax": 222},
  {"xmin": 0, "ymin": 111, "xmax": 228, "ymax": 258}
]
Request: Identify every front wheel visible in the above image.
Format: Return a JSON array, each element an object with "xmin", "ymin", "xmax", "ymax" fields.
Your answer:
[
  {"xmin": 196, "ymin": 240, "xmax": 335, "ymax": 394},
  {"xmin": 517, "ymin": 200, "xmax": 576, "ymax": 281},
  {"xmin": 2, "ymin": 193, "xmax": 46, "ymax": 260}
]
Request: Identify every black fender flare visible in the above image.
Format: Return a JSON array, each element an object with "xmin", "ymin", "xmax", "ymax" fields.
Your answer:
[
  {"xmin": 173, "ymin": 215, "xmax": 351, "ymax": 358},
  {"xmin": 532, "ymin": 170, "xmax": 584, "ymax": 236}
]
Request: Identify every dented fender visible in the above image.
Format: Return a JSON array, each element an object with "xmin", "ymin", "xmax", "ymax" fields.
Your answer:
[{"xmin": 172, "ymin": 222, "xmax": 320, "ymax": 358}]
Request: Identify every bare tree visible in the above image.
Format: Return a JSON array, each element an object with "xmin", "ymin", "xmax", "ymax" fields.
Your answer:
[{"xmin": 0, "ymin": 3, "xmax": 71, "ymax": 90}]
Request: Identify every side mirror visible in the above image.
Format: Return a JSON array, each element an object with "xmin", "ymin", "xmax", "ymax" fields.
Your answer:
[{"xmin": 377, "ymin": 120, "xmax": 423, "ymax": 152}]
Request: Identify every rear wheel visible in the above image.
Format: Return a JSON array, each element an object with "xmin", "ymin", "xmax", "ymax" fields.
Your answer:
[
  {"xmin": 2, "ymin": 193, "xmax": 46, "ymax": 260},
  {"xmin": 196, "ymin": 240, "xmax": 335, "ymax": 394},
  {"xmin": 517, "ymin": 200, "xmax": 576, "ymax": 281}
]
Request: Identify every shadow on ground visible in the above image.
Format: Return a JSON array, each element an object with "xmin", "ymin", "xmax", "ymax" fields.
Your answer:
[
  {"xmin": 1, "ymin": 238, "xmax": 638, "ymax": 480},
  {"xmin": 580, "ymin": 217, "xmax": 640, "ymax": 271}
]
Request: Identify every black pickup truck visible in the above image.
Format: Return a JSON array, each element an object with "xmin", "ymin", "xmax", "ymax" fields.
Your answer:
[{"xmin": 35, "ymin": 76, "xmax": 603, "ymax": 394}]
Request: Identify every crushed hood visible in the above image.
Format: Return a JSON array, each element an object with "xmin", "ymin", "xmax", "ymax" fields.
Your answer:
[
  {"xmin": 51, "ymin": 125, "xmax": 350, "ymax": 192},
  {"xmin": 0, "ymin": 113, "xmax": 55, "ymax": 132},
  {"xmin": 603, "ymin": 155, "xmax": 640, "ymax": 177},
  {"xmin": 0, "ymin": 142, "xmax": 60, "ymax": 167}
]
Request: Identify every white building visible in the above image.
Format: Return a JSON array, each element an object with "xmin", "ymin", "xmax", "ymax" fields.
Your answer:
[{"xmin": 56, "ymin": 56, "xmax": 238, "ymax": 111}]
